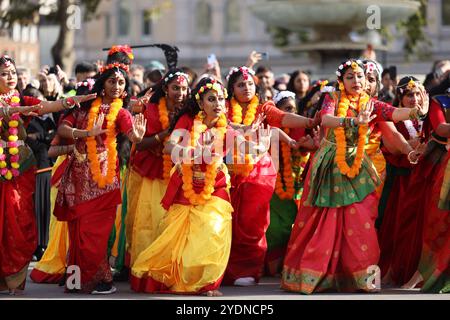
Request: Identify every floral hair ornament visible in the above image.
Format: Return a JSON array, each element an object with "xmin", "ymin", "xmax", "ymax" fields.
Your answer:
[
  {"xmin": 407, "ymin": 79, "xmax": 417, "ymax": 90},
  {"xmin": 163, "ymin": 71, "xmax": 190, "ymax": 85},
  {"xmin": 319, "ymin": 80, "xmax": 329, "ymax": 91},
  {"xmin": 100, "ymin": 62, "xmax": 130, "ymax": 74},
  {"xmin": 195, "ymin": 79, "xmax": 228, "ymax": 101},
  {"xmin": 364, "ymin": 60, "xmax": 383, "ymax": 83},
  {"xmin": 398, "ymin": 77, "xmax": 421, "ymax": 95},
  {"xmin": 108, "ymin": 45, "xmax": 134, "ymax": 61},
  {"xmin": 273, "ymin": 91, "xmax": 296, "ymax": 105},
  {"xmin": 76, "ymin": 78, "xmax": 96, "ymax": 91},
  {"xmin": 321, "ymin": 86, "xmax": 336, "ymax": 93},
  {"xmin": 0, "ymin": 55, "xmax": 12, "ymax": 68},
  {"xmin": 336, "ymin": 59, "xmax": 363, "ymax": 78},
  {"xmin": 226, "ymin": 66, "xmax": 255, "ymax": 82}
]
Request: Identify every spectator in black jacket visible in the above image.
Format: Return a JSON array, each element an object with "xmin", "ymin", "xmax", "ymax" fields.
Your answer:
[{"xmin": 23, "ymin": 85, "xmax": 57, "ymax": 261}]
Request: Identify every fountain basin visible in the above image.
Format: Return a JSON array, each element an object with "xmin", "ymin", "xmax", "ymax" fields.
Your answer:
[{"xmin": 250, "ymin": 0, "xmax": 420, "ymax": 31}]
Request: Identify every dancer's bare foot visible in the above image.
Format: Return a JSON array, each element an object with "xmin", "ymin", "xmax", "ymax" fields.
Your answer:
[
  {"xmin": 401, "ymin": 271, "xmax": 423, "ymax": 289},
  {"xmin": 205, "ymin": 290, "xmax": 223, "ymax": 297},
  {"xmin": 234, "ymin": 277, "xmax": 256, "ymax": 286},
  {"xmin": 9, "ymin": 288, "xmax": 24, "ymax": 296}
]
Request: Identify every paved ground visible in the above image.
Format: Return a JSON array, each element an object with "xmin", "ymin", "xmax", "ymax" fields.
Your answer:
[{"xmin": 0, "ymin": 263, "xmax": 448, "ymax": 300}]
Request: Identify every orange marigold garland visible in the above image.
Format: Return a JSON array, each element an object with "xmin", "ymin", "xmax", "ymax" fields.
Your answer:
[
  {"xmin": 230, "ymin": 95, "xmax": 259, "ymax": 176},
  {"xmin": 334, "ymin": 90, "xmax": 370, "ymax": 179},
  {"xmin": 157, "ymin": 97, "xmax": 173, "ymax": 183},
  {"xmin": 230, "ymin": 95, "xmax": 259, "ymax": 125},
  {"xmin": 275, "ymin": 128, "xmax": 295, "ymax": 200},
  {"xmin": 86, "ymin": 97, "xmax": 122, "ymax": 188},
  {"xmin": 181, "ymin": 113, "xmax": 227, "ymax": 206}
]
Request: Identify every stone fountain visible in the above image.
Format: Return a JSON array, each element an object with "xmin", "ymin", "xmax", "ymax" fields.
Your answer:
[{"xmin": 249, "ymin": 0, "xmax": 421, "ymax": 72}]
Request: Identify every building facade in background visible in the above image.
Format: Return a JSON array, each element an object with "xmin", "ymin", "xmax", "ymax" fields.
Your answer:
[
  {"xmin": 68, "ymin": 0, "xmax": 450, "ymax": 79},
  {"xmin": 0, "ymin": 22, "xmax": 40, "ymax": 75}
]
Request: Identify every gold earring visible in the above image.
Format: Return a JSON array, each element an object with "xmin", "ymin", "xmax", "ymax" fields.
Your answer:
[{"xmin": 338, "ymin": 82, "xmax": 345, "ymax": 92}]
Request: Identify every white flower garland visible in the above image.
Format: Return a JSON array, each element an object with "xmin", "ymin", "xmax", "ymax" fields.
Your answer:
[
  {"xmin": 404, "ymin": 119, "xmax": 423, "ymax": 139},
  {"xmin": 273, "ymin": 90, "xmax": 296, "ymax": 105}
]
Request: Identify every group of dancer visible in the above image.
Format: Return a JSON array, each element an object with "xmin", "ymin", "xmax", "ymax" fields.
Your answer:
[{"xmin": 0, "ymin": 45, "xmax": 448, "ymax": 296}]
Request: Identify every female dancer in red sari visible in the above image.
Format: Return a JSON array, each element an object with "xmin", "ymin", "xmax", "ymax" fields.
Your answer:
[
  {"xmin": 55, "ymin": 63, "xmax": 146, "ymax": 294},
  {"xmin": 417, "ymin": 147, "xmax": 450, "ymax": 293},
  {"xmin": 400, "ymin": 91, "xmax": 450, "ymax": 291},
  {"xmin": 223, "ymin": 66, "xmax": 318, "ymax": 286},
  {"xmin": 0, "ymin": 55, "xmax": 95, "ymax": 295},
  {"xmin": 377, "ymin": 77, "xmax": 428, "ymax": 286},
  {"xmin": 281, "ymin": 59, "xmax": 428, "ymax": 294}
]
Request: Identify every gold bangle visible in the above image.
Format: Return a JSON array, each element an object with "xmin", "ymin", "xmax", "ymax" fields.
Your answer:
[{"xmin": 407, "ymin": 150, "xmax": 418, "ymax": 164}]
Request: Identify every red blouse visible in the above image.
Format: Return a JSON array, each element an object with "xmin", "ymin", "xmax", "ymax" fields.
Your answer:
[
  {"xmin": 161, "ymin": 114, "xmax": 239, "ymax": 210},
  {"xmin": 55, "ymin": 106, "xmax": 133, "ymax": 217},
  {"xmin": 429, "ymin": 99, "xmax": 447, "ymax": 131},
  {"xmin": 321, "ymin": 93, "xmax": 396, "ymax": 128},
  {"xmin": 130, "ymin": 102, "xmax": 165, "ymax": 180},
  {"xmin": 382, "ymin": 121, "xmax": 421, "ymax": 169}
]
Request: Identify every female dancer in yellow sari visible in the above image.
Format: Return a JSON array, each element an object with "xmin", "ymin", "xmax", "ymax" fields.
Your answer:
[{"xmin": 131, "ymin": 77, "xmax": 271, "ymax": 296}]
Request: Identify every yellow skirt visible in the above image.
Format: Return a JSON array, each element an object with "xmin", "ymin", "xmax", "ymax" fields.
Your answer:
[
  {"xmin": 366, "ymin": 144, "xmax": 386, "ymax": 197},
  {"xmin": 125, "ymin": 169, "xmax": 168, "ymax": 267},
  {"xmin": 131, "ymin": 196, "xmax": 233, "ymax": 293},
  {"xmin": 30, "ymin": 156, "xmax": 69, "ymax": 283}
]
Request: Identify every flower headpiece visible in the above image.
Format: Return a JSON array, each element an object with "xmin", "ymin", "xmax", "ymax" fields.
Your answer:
[
  {"xmin": 108, "ymin": 45, "xmax": 134, "ymax": 61},
  {"xmin": 273, "ymin": 90, "xmax": 296, "ymax": 105},
  {"xmin": 321, "ymin": 86, "xmax": 336, "ymax": 93},
  {"xmin": 407, "ymin": 79, "xmax": 416, "ymax": 90},
  {"xmin": 0, "ymin": 55, "xmax": 13, "ymax": 68},
  {"xmin": 319, "ymin": 80, "xmax": 329, "ymax": 91},
  {"xmin": 397, "ymin": 77, "xmax": 422, "ymax": 95},
  {"xmin": 195, "ymin": 79, "xmax": 228, "ymax": 101},
  {"xmin": 364, "ymin": 60, "xmax": 383, "ymax": 83},
  {"xmin": 226, "ymin": 66, "xmax": 255, "ymax": 82},
  {"xmin": 335, "ymin": 59, "xmax": 363, "ymax": 78},
  {"xmin": 100, "ymin": 62, "xmax": 130, "ymax": 74},
  {"xmin": 163, "ymin": 71, "xmax": 190, "ymax": 85},
  {"xmin": 76, "ymin": 78, "xmax": 96, "ymax": 91}
]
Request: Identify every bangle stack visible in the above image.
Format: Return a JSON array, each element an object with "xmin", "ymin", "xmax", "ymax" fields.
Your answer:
[{"xmin": 71, "ymin": 128, "xmax": 76, "ymax": 140}]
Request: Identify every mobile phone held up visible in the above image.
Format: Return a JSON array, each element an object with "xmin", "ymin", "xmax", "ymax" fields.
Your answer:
[
  {"xmin": 207, "ymin": 54, "xmax": 217, "ymax": 69},
  {"xmin": 258, "ymin": 52, "xmax": 269, "ymax": 60}
]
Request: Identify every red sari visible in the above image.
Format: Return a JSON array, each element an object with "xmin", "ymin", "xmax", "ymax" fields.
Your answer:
[
  {"xmin": 418, "ymin": 150, "xmax": 450, "ymax": 293},
  {"xmin": 377, "ymin": 121, "xmax": 419, "ymax": 284},
  {"xmin": 281, "ymin": 94, "xmax": 396, "ymax": 294},
  {"xmin": 223, "ymin": 101, "xmax": 285, "ymax": 285},
  {"xmin": 0, "ymin": 95, "xmax": 41, "ymax": 291},
  {"xmin": 54, "ymin": 104, "xmax": 133, "ymax": 293},
  {"xmin": 129, "ymin": 102, "xmax": 165, "ymax": 180},
  {"xmin": 385, "ymin": 99, "xmax": 448, "ymax": 286}
]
